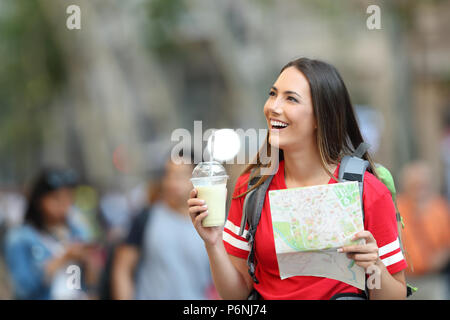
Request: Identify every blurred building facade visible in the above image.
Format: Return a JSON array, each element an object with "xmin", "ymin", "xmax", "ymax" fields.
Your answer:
[{"xmin": 0, "ymin": 0, "xmax": 449, "ymax": 210}]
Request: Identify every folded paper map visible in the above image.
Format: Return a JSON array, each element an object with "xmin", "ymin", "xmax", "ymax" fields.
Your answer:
[{"xmin": 268, "ymin": 181, "xmax": 366, "ymax": 289}]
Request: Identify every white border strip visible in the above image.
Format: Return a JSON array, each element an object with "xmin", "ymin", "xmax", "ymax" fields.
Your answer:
[
  {"xmin": 225, "ymin": 220, "xmax": 248, "ymax": 239},
  {"xmin": 381, "ymin": 250, "xmax": 404, "ymax": 267},
  {"xmin": 378, "ymin": 238, "xmax": 400, "ymax": 257},
  {"xmin": 223, "ymin": 232, "xmax": 250, "ymax": 252}
]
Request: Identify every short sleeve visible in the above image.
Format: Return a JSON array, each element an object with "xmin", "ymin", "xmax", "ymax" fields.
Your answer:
[
  {"xmin": 363, "ymin": 175, "xmax": 408, "ymax": 274},
  {"xmin": 223, "ymin": 174, "xmax": 251, "ymax": 259}
]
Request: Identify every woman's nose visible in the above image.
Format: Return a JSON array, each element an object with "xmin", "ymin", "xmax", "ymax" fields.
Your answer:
[{"xmin": 269, "ymin": 98, "xmax": 283, "ymax": 115}]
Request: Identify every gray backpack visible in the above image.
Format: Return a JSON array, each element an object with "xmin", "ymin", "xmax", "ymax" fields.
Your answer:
[{"xmin": 239, "ymin": 143, "xmax": 414, "ymax": 299}]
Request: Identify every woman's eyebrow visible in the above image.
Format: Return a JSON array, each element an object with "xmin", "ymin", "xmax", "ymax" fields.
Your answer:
[
  {"xmin": 271, "ymin": 86, "xmax": 302, "ymax": 101},
  {"xmin": 284, "ymin": 90, "xmax": 301, "ymax": 98}
]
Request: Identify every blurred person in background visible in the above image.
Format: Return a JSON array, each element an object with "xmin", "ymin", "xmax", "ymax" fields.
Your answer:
[
  {"xmin": 111, "ymin": 151, "xmax": 216, "ymax": 300},
  {"xmin": 3, "ymin": 168, "xmax": 99, "ymax": 299},
  {"xmin": 97, "ymin": 182, "xmax": 160, "ymax": 300},
  {"xmin": 0, "ymin": 188, "xmax": 26, "ymax": 299},
  {"xmin": 99, "ymin": 191, "xmax": 133, "ymax": 244},
  {"xmin": 397, "ymin": 161, "xmax": 450, "ymax": 299}
]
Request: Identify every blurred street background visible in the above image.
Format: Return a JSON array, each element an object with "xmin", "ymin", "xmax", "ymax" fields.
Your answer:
[{"xmin": 0, "ymin": 0, "xmax": 449, "ymax": 299}]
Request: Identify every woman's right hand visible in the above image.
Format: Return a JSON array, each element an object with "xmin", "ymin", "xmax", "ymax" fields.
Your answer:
[{"xmin": 187, "ymin": 188, "xmax": 223, "ymax": 247}]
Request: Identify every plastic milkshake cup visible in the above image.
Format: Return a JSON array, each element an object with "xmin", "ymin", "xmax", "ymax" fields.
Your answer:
[{"xmin": 190, "ymin": 161, "xmax": 228, "ymax": 227}]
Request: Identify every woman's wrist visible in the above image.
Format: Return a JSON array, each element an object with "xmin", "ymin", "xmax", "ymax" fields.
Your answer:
[
  {"xmin": 369, "ymin": 260, "xmax": 407, "ymax": 299},
  {"xmin": 204, "ymin": 239, "xmax": 227, "ymax": 258},
  {"xmin": 374, "ymin": 257, "xmax": 384, "ymax": 270}
]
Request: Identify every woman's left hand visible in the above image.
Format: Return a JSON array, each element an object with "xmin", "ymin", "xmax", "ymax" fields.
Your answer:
[{"xmin": 338, "ymin": 231, "xmax": 380, "ymax": 271}]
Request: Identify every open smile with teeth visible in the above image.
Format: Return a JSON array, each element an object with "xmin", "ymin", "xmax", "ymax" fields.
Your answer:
[{"xmin": 270, "ymin": 119, "xmax": 289, "ymax": 130}]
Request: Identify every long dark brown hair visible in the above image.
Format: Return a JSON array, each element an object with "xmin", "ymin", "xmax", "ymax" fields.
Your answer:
[{"xmin": 234, "ymin": 57, "xmax": 378, "ymax": 198}]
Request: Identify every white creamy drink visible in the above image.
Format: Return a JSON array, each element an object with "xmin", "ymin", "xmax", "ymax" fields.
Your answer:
[
  {"xmin": 191, "ymin": 161, "xmax": 229, "ymax": 227},
  {"xmin": 196, "ymin": 184, "xmax": 227, "ymax": 227}
]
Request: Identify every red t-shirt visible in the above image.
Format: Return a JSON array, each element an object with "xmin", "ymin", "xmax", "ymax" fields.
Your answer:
[{"xmin": 223, "ymin": 159, "xmax": 407, "ymax": 300}]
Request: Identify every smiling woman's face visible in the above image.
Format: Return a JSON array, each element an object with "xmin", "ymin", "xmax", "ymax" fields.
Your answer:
[{"xmin": 263, "ymin": 66, "xmax": 317, "ymax": 151}]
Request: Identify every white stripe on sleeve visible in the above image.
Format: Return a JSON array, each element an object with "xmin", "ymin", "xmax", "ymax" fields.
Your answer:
[
  {"xmin": 224, "ymin": 220, "xmax": 248, "ymax": 239},
  {"xmin": 223, "ymin": 232, "xmax": 250, "ymax": 252},
  {"xmin": 378, "ymin": 238, "xmax": 400, "ymax": 257},
  {"xmin": 381, "ymin": 250, "xmax": 405, "ymax": 267}
]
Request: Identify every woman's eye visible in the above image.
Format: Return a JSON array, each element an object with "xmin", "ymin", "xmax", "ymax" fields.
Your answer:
[
  {"xmin": 287, "ymin": 96, "xmax": 298, "ymax": 103},
  {"xmin": 268, "ymin": 90, "xmax": 276, "ymax": 97}
]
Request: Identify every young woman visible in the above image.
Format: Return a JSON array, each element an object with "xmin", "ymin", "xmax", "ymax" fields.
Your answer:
[
  {"xmin": 4, "ymin": 168, "xmax": 94, "ymax": 299},
  {"xmin": 188, "ymin": 57, "xmax": 408, "ymax": 300}
]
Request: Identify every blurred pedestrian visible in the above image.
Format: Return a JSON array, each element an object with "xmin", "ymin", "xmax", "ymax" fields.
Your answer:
[
  {"xmin": 3, "ymin": 168, "xmax": 98, "ymax": 299},
  {"xmin": 111, "ymin": 151, "xmax": 215, "ymax": 299},
  {"xmin": 397, "ymin": 161, "xmax": 450, "ymax": 300},
  {"xmin": 0, "ymin": 187, "xmax": 26, "ymax": 299}
]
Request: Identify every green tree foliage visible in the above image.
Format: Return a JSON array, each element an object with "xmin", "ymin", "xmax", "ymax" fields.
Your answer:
[{"xmin": 0, "ymin": 1, "xmax": 66, "ymax": 183}]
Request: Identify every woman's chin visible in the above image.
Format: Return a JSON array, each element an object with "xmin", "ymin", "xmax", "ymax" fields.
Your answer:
[{"xmin": 268, "ymin": 135, "xmax": 284, "ymax": 150}]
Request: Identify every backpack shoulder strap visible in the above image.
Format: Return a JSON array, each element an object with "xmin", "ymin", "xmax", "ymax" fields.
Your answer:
[
  {"xmin": 239, "ymin": 171, "xmax": 260, "ymax": 237},
  {"xmin": 239, "ymin": 167, "xmax": 272, "ymax": 236},
  {"xmin": 339, "ymin": 142, "xmax": 370, "ymax": 183},
  {"xmin": 339, "ymin": 146, "xmax": 416, "ymax": 297},
  {"xmin": 239, "ymin": 167, "xmax": 274, "ymax": 283},
  {"xmin": 339, "ymin": 143, "xmax": 371, "ymax": 299},
  {"xmin": 338, "ymin": 143, "xmax": 370, "ymax": 222}
]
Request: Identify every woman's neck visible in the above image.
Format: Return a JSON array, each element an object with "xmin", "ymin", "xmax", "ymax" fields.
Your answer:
[{"xmin": 283, "ymin": 144, "xmax": 336, "ymax": 188}]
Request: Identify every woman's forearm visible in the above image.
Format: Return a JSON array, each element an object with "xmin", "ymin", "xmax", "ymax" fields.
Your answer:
[
  {"xmin": 188, "ymin": 190, "xmax": 252, "ymax": 299},
  {"xmin": 369, "ymin": 260, "xmax": 406, "ymax": 300},
  {"xmin": 341, "ymin": 231, "xmax": 407, "ymax": 300},
  {"xmin": 205, "ymin": 241, "xmax": 252, "ymax": 300}
]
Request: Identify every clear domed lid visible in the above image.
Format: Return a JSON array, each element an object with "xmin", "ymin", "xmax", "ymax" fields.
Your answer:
[
  {"xmin": 191, "ymin": 161, "xmax": 227, "ymax": 178},
  {"xmin": 190, "ymin": 161, "xmax": 228, "ymax": 186}
]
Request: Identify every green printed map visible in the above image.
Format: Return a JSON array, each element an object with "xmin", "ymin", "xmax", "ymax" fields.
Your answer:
[
  {"xmin": 269, "ymin": 181, "xmax": 364, "ymax": 253},
  {"xmin": 268, "ymin": 181, "xmax": 366, "ymax": 289}
]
